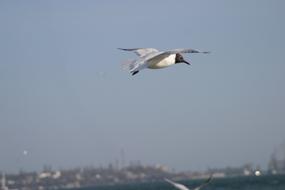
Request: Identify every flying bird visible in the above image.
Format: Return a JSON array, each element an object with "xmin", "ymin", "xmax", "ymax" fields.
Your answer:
[
  {"xmin": 119, "ymin": 48, "xmax": 210, "ymax": 75},
  {"xmin": 164, "ymin": 175, "xmax": 213, "ymax": 190}
]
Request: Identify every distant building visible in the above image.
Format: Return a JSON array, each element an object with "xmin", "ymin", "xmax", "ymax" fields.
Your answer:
[
  {"xmin": 268, "ymin": 144, "xmax": 285, "ymax": 174},
  {"xmin": 1, "ymin": 173, "xmax": 8, "ymax": 190},
  {"xmin": 268, "ymin": 154, "xmax": 285, "ymax": 174}
]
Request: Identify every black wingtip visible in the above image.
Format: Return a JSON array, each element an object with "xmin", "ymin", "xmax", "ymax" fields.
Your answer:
[
  {"xmin": 118, "ymin": 48, "xmax": 142, "ymax": 51},
  {"xmin": 131, "ymin": 71, "xmax": 139, "ymax": 76},
  {"xmin": 118, "ymin": 48, "xmax": 131, "ymax": 51}
]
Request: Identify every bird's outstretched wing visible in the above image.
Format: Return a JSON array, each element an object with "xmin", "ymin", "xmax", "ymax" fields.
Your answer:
[
  {"xmin": 118, "ymin": 48, "xmax": 159, "ymax": 57},
  {"xmin": 164, "ymin": 48, "xmax": 210, "ymax": 54},
  {"xmin": 164, "ymin": 178, "xmax": 190, "ymax": 190},
  {"xmin": 193, "ymin": 175, "xmax": 213, "ymax": 190},
  {"xmin": 147, "ymin": 48, "xmax": 210, "ymax": 66}
]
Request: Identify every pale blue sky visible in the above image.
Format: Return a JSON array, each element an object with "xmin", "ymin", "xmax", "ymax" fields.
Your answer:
[{"xmin": 0, "ymin": 0, "xmax": 285, "ymax": 172}]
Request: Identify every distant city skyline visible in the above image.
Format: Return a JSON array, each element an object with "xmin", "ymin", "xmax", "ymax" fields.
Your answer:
[{"xmin": 0, "ymin": 0, "xmax": 285, "ymax": 173}]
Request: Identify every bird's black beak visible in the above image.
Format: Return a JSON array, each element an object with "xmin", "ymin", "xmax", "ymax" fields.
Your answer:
[{"xmin": 183, "ymin": 60, "xmax": 191, "ymax": 65}]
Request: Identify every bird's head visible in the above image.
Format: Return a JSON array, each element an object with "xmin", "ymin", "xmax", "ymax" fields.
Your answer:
[{"xmin": 175, "ymin": 53, "xmax": 191, "ymax": 65}]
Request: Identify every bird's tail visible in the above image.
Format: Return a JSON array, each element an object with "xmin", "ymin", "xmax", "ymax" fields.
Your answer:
[{"xmin": 121, "ymin": 59, "xmax": 137, "ymax": 72}]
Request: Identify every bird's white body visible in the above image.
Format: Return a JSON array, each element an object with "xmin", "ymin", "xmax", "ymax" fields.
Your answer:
[{"xmin": 147, "ymin": 54, "xmax": 176, "ymax": 69}]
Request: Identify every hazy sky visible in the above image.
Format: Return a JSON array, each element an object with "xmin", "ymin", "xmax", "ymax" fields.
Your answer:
[{"xmin": 0, "ymin": 0, "xmax": 285, "ymax": 173}]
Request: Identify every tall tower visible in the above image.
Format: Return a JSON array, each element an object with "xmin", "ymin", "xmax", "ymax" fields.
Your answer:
[{"xmin": 120, "ymin": 148, "xmax": 125, "ymax": 169}]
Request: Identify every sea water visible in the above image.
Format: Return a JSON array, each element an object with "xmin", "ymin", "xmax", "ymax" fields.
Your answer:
[{"xmin": 72, "ymin": 174, "xmax": 285, "ymax": 190}]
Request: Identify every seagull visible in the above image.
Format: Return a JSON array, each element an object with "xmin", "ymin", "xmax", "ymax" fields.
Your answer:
[
  {"xmin": 119, "ymin": 48, "xmax": 210, "ymax": 75},
  {"xmin": 164, "ymin": 175, "xmax": 213, "ymax": 190}
]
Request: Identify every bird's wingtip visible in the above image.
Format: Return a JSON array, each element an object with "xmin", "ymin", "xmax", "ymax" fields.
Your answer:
[
  {"xmin": 118, "ymin": 48, "xmax": 139, "ymax": 51},
  {"xmin": 164, "ymin": 178, "xmax": 174, "ymax": 183}
]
